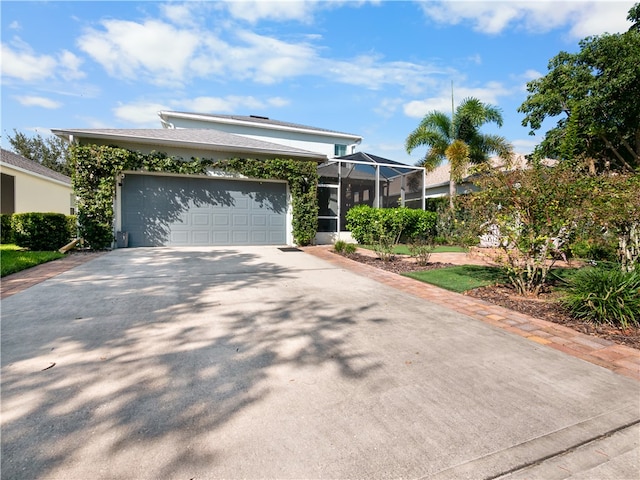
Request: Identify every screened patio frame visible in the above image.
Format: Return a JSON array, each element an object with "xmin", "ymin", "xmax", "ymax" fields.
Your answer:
[{"xmin": 316, "ymin": 152, "xmax": 426, "ymax": 238}]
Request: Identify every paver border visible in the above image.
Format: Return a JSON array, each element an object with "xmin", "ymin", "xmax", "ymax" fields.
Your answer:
[{"xmin": 303, "ymin": 246, "xmax": 640, "ymax": 381}]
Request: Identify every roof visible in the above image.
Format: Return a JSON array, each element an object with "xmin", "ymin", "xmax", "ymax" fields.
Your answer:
[
  {"xmin": 423, "ymin": 153, "xmax": 554, "ymax": 187},
  {"xmin": 51, "ymin": 128, "xmax": 327, "ymax": 162},
  {"xmin": 0, "ymin": 148, "xmax": 71, "ymax": 185},
  {"xmin": 158, "ymin": 111, "xmax": 363, "ymax": 142},
  {"xmin": 332, "ymin": 151, "xmax": 423, "ymax": 180}
]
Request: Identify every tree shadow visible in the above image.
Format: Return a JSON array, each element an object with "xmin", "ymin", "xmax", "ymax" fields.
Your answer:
[{"xmin": 0, "ymin": 248, "xmax": 386, "ymax": 478}]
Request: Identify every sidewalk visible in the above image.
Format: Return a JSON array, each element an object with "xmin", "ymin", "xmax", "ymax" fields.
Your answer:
[{"xmin": 303, "ymin": 246, "xmax": 640, "ymax": 382}]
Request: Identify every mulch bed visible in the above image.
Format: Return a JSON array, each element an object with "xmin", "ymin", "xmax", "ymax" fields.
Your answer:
[{"xmin": 342, "ymin": 252, "xmax": 640, "ymax": 350}]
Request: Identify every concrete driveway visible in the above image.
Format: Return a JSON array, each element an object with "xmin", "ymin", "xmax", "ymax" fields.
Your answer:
[{"xmin": 1, "ymin": 247, "xmax": 638, "ymax": 479}]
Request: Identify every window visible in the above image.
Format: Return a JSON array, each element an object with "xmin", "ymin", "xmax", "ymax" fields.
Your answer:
[
  {"xmin": 70, "ymin": 193, "xmax": 76, "ymax": 215},
  {"xmin": 1, "ymin": 173, "xmax": 15, "ymax": 214},
  {"xmin": 334, "ymin": 144, "xmax": 347, "ymax": 157}
]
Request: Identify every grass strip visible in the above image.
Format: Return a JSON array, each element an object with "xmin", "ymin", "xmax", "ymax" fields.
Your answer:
[
  {"xmin": 1, "ymin": 244, "xmax": 64, "ymax": 277},
  {"xmin": 403, "ymin": 265, "xmax": 507, "ymax": 293}
]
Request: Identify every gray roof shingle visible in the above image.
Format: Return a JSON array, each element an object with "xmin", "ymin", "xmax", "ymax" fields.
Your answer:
[
  {"xmin": 0, "ymin": 148, "xmax": 71, "ymax": 185},
  {"xmin": 51, "ymin": 128, "xmax": 327, "ymax": 160}
]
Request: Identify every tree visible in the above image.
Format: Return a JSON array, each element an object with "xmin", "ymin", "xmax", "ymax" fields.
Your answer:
[
  {"xmin": 464, "ymin": 160, "xmax": 587, "ymax": 295},
  {"xmin": 7, "ymin": 129, "xmax": 72, "ymax": 176},
  {"xmin": 574, "ymin": 172, "xmax": 640, "ymax": 272},
  {"xmin": 405, "ymin": 97, "xmax": 513, "ymax": 209},
  {"xmin": 519, "ymin": 3, "xmax": 640, "ymax": 173}
]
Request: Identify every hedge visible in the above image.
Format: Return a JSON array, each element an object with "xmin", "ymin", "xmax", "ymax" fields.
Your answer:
[
  {"xmin": 345, "ymin": 205, "xmax": 437, "ymax": 244},
  {"xmin": 11, "ymin": 213, "xmax": 74, "ymax": 251},
  {"xmin": 1, "ymin": 214, "xmax": 13, "ymax": 244}
]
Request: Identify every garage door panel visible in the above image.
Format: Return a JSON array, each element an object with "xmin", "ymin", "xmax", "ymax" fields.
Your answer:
[
  {"xmin": 192, "ymin": 231, "xmax": 211, "ymax": 244},
  {"xmin": 252, "ymin": 215, "xmax": 267, "ymax": 227},
  {"xmin": 121, "ymin": 174, "xmax": 286, "ymax": 247}
]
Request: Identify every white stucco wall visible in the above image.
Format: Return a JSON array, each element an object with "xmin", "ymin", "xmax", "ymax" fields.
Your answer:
[
  {"xmin": 165, "ymin": 118, "xmax": 360, "ymax": 158},
  {"xmin": 1, "ymin": 164, "xmax": 72, "ymax": 214}
]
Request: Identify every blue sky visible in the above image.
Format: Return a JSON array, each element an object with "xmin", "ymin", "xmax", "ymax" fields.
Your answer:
[{"xmin": 1, "ymin": 1, "xmax": 636, "ymax": 164}]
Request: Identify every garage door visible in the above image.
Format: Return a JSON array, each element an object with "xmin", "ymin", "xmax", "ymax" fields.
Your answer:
[{"xmin": 120, "ymin": 174, "xmax": 287, "ymax": 247}]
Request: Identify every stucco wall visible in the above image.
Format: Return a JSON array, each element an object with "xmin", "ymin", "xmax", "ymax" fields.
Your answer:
[
  {"xmin": 165, "ymin": 118, "xmax": 359, "ymax": 157},
  {"xmin": 1, "ymin": 164, "xmax": 72, "ymax": 214}
]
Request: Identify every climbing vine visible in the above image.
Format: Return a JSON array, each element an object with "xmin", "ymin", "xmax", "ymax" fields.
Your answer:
[{"xmin": 71, "ymin": 144, "xmax": 318, "ymax": 249}]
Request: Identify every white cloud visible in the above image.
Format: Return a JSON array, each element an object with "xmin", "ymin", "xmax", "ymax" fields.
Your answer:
[
  {"xmin": 113, "ymin": 101, "xmax": 170, "ymax": 125},
  {"xmin": 374, "ymin": 98, "xmax": 404, "ymax": 117},
  {"xmin": 403, "ymin": 81, "xmax": 512, "ymax": 119},
  {"xmin": 511, "ymin": 138, "xmax": 540, "ymax": 154},
  {"xmin": 14, "ymin": 95, "xmax": 62, "ymax": 109},
  {"xmin": 9, "ymin": 21, "xmax": 21, "ymax": 30},
  {"xmin": 58, "ymin": 50, "xmax": 85, "ymax": 80},
  {"xmin": 180, "ymin": 95, "xmax": 264, "ymax": 112},
  {"xmin": 72, "ymin": 9, "xmax": 449, "ymax": 93},
  {"xmin": 225, "ymin": 0, "xmax": 317, "ymax": 23},
  {"xmin": 1, "ymin": 41, "xmax": 57, "ymax": 81},
  {"xmin": 419, "ymin": 1, "xmax": 635, "ymax": 38},
  {"xmin": 179, "ymin": 94, "xmax": 289, "ymax": 112},
  {"xmin": 160, "ymin": 3, "xmax": 199, "ymax": 26},
  {"xmin": 78, "ymin": 19, "xmax": 201, "ymax": 86},
  {"xmin": 323, "ymin": 55, "xmax": 448, "ymax": 93},
  {"xmin": 113, "ymin": 95, "xmax": 290, "ymax": 124}
]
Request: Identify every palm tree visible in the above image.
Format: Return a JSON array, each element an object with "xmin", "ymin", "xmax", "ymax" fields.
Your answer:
[{"xmin": 405, "ymin": 97, "xmax": 514, "ymax": 209}]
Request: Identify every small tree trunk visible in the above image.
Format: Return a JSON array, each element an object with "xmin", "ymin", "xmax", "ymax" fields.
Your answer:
[{"xmin": 449, "ymin": 178, "xmax": 456, "ymax": 210}]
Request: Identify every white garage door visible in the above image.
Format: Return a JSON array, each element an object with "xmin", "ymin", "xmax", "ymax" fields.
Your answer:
[{"xmin": 120, "ymin": 174, "xmax": 287, "ymax": 247}]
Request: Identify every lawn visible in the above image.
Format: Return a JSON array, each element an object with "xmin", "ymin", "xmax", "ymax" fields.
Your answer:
[
  {"xmin": 403, "ymin": 265, "xmax": 508, "ymax": 293},
  {"xmin": 403, "ymin": 264, "xmax": 579, "ymax": 294},
  {"xmin": 360, "ymin": 244, "xmax": 467, "ymax": 255},
  {"xmin": 1, "ymin": 244, "xmax": 64, "ymax": 277}
]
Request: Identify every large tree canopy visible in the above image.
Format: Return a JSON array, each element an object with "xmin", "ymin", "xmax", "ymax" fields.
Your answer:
[
  {"xmin": 405, "ymin": 97, "xmax": 513, "ymax": 208},
  {"xmin": 519, "ymin": 3, "xmax": 640, "ymax": 172},
  {"xmin": 7, "ymin": 130, "xmax": 72, "ymax": 176}
]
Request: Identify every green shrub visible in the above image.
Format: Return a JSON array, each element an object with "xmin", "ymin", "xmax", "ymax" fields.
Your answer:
[
  {"xmin": 561, "ymin": 266, "xmax": 640, "ymax": 328},
  {"xmin": 569, "ymin": 237, "xmax": 617, "ymax": 262},
  {"xmin": 1, "ymin": 214, "xmax": 13, "ymax": 244},
  {"xmin": 66, "ymin": 215, "xmax": 78, "ymax": 240},
  {"xmin": 12, "ymin": 212, "xmax": 72, "ymax": 251},
  {"xmin": 408, "ymin": 237, "xmax": 435, "ymax": 266},
  {"xmin": 345, "ymin": 205, "xmax": 436, "ymax": 244},
  {"xmin": 334, "ymin": 240, "xmax": 356, "ymax": 255}
]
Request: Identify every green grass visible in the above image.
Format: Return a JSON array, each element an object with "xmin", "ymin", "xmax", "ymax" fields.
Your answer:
[
  {"xmin": 1, "ymin": 244, "xmax": 64, "ymax": 277},
  {"xmin": 359, "ymin": 244, "xmax": 467, "ymax": 255},
  {"xmin": 403, "ymin": 265, "xmax": 508, "ymax": 293}
]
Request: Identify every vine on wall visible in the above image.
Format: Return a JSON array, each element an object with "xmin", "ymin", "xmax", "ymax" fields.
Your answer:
[{"xmin": 71, "ymin": 144, "xmax": 318, "ymax": 249}]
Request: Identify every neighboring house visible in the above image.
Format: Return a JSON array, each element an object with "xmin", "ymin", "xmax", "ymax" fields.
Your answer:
[
  {"xmin": 51, "ymin": 127, "xmax": 328, "ymax": 247},
  {"xmin": 0, "ymin": 148, "xmax": 73, "ymax": 215},
  {"xmin": 423, "ymin": 153, "xmax": 541, "ymax": 199},
  {"xmin": 158, "ymin": 111, "xmax": 363, "ymax": 159}
]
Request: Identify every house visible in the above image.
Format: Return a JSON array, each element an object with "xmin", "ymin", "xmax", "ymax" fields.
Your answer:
[
  {"xmin": 0, "ymin": 148, "xmax": 73, "ymax": 215},
  {"xmin": 51, "ymin": 126, "xmax": 329, "ymax": 247},
  {"xmin": 158, "ymin": 113, "xmax": 425, "ymax": 244},
  {"xmin": 158, "ymin": 111, "xmax": 363, "ymax": 159},
  {"xmin": 422, "ymin": 153, "xmax": 541, "ymax": 199},
  {"xmin": 53, "ymin": 113, "xmax": 424, "ymax": 247}
]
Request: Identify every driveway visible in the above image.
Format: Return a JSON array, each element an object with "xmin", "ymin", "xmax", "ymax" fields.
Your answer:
[{"xmin": 1, "ymin": 247, "xmax": 638, "ymax": 479}]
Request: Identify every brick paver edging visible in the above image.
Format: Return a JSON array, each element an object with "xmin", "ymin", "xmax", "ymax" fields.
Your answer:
[
  {"xmin": 1, "ymin": 252, "xmax": 106, "ymax": 299},
  {"xmin": 302, "ymin": 246, "xmax": 640, "ymax": 382}
]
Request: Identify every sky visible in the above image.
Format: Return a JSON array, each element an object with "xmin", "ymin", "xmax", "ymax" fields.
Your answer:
[{"xmin": 1, "ymin": 0, "xmax": 636, "ymax": 165}]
